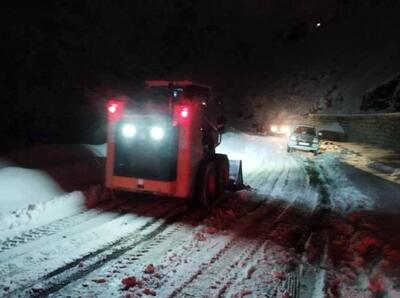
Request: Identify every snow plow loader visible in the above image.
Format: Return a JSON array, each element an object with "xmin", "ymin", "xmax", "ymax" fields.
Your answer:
[{"xmin": 105, "ymin": 80, "xmax": 243, "ymax": 208}]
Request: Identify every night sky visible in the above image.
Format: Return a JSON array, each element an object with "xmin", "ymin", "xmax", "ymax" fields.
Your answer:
[
  {"xmin": 2, "ymin": 1, "xmax": 335, "ymax": 100},
  {"xmin": 3, "ymin": 0, "xmax": 398, "ymax": 149}
]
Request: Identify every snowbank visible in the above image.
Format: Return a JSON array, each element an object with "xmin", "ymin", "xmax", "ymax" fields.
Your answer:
[
  {"xmin": 0, "ymin": 167, "xmax": 63, "ymax": 214},
  {"xmin": 0, "ymin": 145, "xmax": 105, "ymax": 236},
  {"xmin": 0, "ymin": 191, "xmax": 86, "ymax": 241}
]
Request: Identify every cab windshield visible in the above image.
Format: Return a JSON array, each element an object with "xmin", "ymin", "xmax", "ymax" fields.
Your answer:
[{"xmin": 294, "ymin": 126, "xmax": 316, "ymax": 135}]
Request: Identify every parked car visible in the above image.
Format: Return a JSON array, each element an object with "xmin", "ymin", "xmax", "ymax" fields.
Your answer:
[{"xmin": 287, "ymin": 125, "xmax": 320, "ymax": 155}]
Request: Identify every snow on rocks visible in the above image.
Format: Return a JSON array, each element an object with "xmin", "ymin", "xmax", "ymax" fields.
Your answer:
[
  {"xmin": 350, "ymin": 231, "xmax": 383, "ymax": 259},
  {"xmin": 121, "ymin": 276, "xmax": 142, "ymax": 289},
  {"xmin": 379, "ymin": 245, "xmax": 400, "ymax": 281},
  {"xmin": 203, "ymin": 208, "xmax": 237, "ymax": 231},
  {"xmin": 271, "ymin": 270, "xmax": 286, "ymax": 280},
  {"xmin": 368, "ymin": 273, "xmax": 386, "ymax": 295},
  {"xmin": 143, "ymin": 288, "xmax": 157, "ymax": 296},
  {"xmin": 329, "ymin": 216, "xmax": 354, "ymax": 237},
  {"xmin": 92, "ymin": 278, "xmax": 107, "ymax": 284},
  {"xmin": 82, "ymin": 185, "xmax": 111, "ymax": 208},
  {"xmin": 318, "ymin": 122, "xmax": 346, "ymax": 134},
  {"xmin": 144, "ymin": 264, "xmax": 155, "ymax": 274},
  {"xmin": 231, "ymin": 289, "xmax": 253, "ymax": 297}
]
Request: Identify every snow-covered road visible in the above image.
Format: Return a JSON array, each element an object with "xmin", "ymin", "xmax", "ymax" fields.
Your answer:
[{"xmin": 1, "ymin": 132, "xmax": 399, "ymax": 297}]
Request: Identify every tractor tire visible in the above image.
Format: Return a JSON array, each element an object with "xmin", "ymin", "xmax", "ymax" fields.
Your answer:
[
  {"xmin": 194, "ymin": 159, "xmax": 218, "ymax": 210},
  {"xmin": 213, "ymin": 154, "xmax": 229, "ymax": 196}
]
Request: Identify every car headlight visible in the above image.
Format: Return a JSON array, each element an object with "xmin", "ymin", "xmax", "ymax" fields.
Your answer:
[
  {"xmin": 280, "ymin": 125, "xmax": 290, "ymax": 134},
  {"xmin": 150, "ymin": 126, "xmax": 164, "ymax": 140},
  {"xmin": 271, "ymin": 125, "xmax": 278, "ymax": 133},
  {"xmin": 122, "ymin": 124, "xmax": 136, "ymax": 138}
]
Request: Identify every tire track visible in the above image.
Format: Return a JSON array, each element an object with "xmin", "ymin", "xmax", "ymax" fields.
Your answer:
[
  {"xmin": 167, "ymin": 200, "xmax": 289, "ymax": 297},
  {"xmin": 0, "ymin": 200, "xmax": 122, "ymax": 254},
  {"xmin": 54, "ymin": 210, "xmax": 208, "ymax": 297},
  {"xmin": 0, "ymin": 196, "xmax": 164, "ymax": 274},
  {"xmin": 189, "ymin": 158, "xmax": 323, "ymax": 297},
  {"xmin": 1, "ymin": 201, "xmax": 185, "ymax": 297},
  {"xmin": 70, "ymin": 194, "xmax": 276, "ymax": 298}
]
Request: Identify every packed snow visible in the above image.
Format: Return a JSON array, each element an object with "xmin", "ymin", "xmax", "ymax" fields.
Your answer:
[{"xmin": 0, "ymin": 131, "xmax": 399, "ymax": 297}]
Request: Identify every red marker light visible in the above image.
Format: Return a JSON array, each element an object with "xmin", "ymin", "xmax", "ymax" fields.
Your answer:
[
  {"xmin": 181, "ymin": 108, "xmax": 189, "ymax": 118},
  {"xmin": 108, "ymin": 104, "xmax": 117, "ymax": 113},
  {"xmin": 107, "ymin": 100, "xmax": 124, "ymax": 121},
  {"xmin": 173, "ymin": 105, "xmax": 190, "ymax": 124}
]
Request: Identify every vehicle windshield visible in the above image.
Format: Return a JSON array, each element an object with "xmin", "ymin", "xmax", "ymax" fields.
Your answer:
[{"xmin": 294, "ymin": 126, "xmax": 316, "ymax": 135}]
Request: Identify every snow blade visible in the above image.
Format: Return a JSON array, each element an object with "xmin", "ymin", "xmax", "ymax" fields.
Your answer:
[{"xmin": 228, "ymin": 159, "xmax": 243, "ymax": 189}]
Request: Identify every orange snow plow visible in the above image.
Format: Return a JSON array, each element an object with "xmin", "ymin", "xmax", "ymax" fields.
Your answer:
[{"xmin": 105, "ymin": 80, "xmax": 243, "ymax": 208}]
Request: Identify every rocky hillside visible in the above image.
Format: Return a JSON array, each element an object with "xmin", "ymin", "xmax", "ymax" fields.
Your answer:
[{"xmin": 229, "ymin": 1, "xmax": 400, "ymax": 129}]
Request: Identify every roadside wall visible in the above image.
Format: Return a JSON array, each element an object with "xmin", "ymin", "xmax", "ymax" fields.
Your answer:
[{"xmin": 307, "ymin": 113, "xmax": 400, "ymax": 151}]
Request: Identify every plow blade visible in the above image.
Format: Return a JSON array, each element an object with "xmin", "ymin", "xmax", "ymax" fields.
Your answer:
[{"xmin": 228, "ymin": 159, "xmax": 243, "ymax": 189}]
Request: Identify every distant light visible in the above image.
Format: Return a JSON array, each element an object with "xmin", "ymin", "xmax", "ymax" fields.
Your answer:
[
  {"xmin": 316, "ymin": 23, "xmax": 321, "ymax": 28},
  {"xmin": 280, "ymin": 125, "xmax": 290, "ymax": 135},
  {"xmin": 271, "ymin": 125, "xmax": 278, "ymax": 133}
]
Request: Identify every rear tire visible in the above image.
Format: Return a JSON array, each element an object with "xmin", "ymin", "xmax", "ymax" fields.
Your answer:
[
  {"xmin": 213, "ymin": 154, "xmax": 229, "ymax": 196},
  {"xmin": 194, "ymin": 160, "xmax": 217, "ymax": 210}
]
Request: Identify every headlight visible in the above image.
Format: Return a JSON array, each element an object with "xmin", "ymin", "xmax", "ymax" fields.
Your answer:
[
  {"xmin": 312, "ymin": 137, "xmax": 319, "ymax": 143},
  {"xmin": 271, "ymin": 125, "xmax": 278, "ymax": 133},
  {"xmin": 280, "ymin": 125, "xmax": 290, "ymax": 134},
  {"xmin": 290, "ymin": 135, "xmax": 297, "ymax": 141},
  {"xmin": 150, "ymin": 126, "xmax": 164, "ymax": 140},
  {"xmin": 122, "ymin": 124, "xmax": 136, "ymax": 138}
]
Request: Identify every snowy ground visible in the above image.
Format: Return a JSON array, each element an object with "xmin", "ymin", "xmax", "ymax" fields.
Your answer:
[{"xmin": 1, "ymin": 132, "xmax": 400, "ymax": 297}]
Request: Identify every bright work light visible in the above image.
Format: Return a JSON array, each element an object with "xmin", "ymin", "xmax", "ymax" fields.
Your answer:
[
  {"xmin": 150, "ymin": 126, "xmax": 164, "ymax": 140},
  {"xmin": 122, "ymin": 124, "xmax": 136, "ymax": 138}
]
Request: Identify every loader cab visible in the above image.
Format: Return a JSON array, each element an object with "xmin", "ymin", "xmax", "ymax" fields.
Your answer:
[
  {"xmin": 145, "ymin": 80, "xmax": 220, "ymax": 155},
  {"xmin": 105, "ymin": 80, "xmax": 242, "ymax": 209}
]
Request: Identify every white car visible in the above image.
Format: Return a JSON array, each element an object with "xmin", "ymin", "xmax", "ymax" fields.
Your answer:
[{"xmin": 287, "ymin": 125, "xmax": 320, "ymax": 155}]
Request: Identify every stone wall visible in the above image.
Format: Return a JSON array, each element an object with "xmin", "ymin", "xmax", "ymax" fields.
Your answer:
[{"xmin": 307, "ymin": 113, "xmax": 400, "ymax": 151}]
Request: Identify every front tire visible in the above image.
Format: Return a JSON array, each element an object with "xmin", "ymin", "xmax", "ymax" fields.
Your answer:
[
  {"xmin": 213, "ymin": 154, "xmax": 230, "ymax": 196},
  {"xmin": 194, "ymin": 160, "xmax": 217, "ymax": 210}
]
